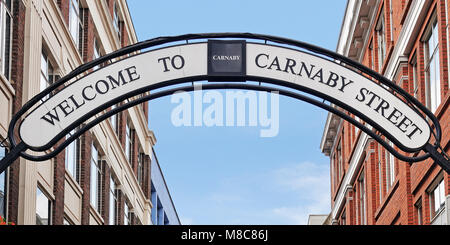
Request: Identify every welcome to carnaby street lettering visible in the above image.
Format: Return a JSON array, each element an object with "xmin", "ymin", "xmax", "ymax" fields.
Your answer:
[
  {"xmin": 246, "ymin": 43, "xmax": 430, "ymax": 150},
  {"xmin": 18, "ymin": 42, "xmax": 430, "ymax": 151}
]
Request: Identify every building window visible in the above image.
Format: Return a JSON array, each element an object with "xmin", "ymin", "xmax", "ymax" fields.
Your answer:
[
  {"xmin": 137, "ymin": 150, "xmax": 145, "ymax": 187},
  {"xmin": 358, "ymin": 171, "xmax": 367, "ymax": 225},
  {"xmin": 68, "ymin": 0, "xmax": 84, "ymax": 54},
  {"xmin": 109, "ymin": 176, "xmax": 118, "ymax": 225},
  {"xmin": 411, "ymin": 55, "xmax": 419, "ymax": 99},
  {"xmin": 415, "ymin": 199, "xmax": 423, "ymax": 225},
  {"xmin": 378, "ymin": 145, "xmax": 384, "ymax": 200},
  {"xmin": 376, "ymin": 9, "xmax": 386, "ymax": 72},
  {"xmin": 429, "ymin": 178, "xmax": 446, "ymax": 219},
  {"xmin": 65, "ymin": 130, "xmax": 80, "ymax": 183},
  {"xmin": 93, "ymin": 37, "xmax": 101, "ymax": 70},
  {"xmin": 340, "ymin": 210, "xmax": 346, "ymax": 225},
  {"xmin": 0, "ymin": 146, "xmax": 6, "ymax": 218},
  {"xmin": 40, "ymin": 50, "xmax": 56, "ymax": 100},
  {"xmin": 90, "ymin": 144, "xmax": 103, "ymax": 213},
  {"xmin": 110, "ymin": 105, "xmax": 119, "ymax": 135},
  {"xmin": 124, "ymin": 202, "xmax": 130, "ymax": 225},
  {"xmin": 336, "ymin": 140, "xmax": 343, "ymax": 180},
  {"xmin": 424, "ymin": 16, "xmax": 441, "ymax": 113},
  {"xmin": 113, "ymin": 1, "xmax": 121, "ymax": 42},
  {"xmin": 36, "ymin": 187, "xmax": 52, "ymax": 225},
  {"xmin": 125, "ymin": 121, "xmax": 131, "ymax": 163},
  {"xmin": 369, "ymin": 41, "xmax": 374, "ymax": 71},
  {"xmin": 385, "ymin": 141, "xmax": 395, "ymax": 189},
  {"xmin": 0, "ymin": 0, "xmax": 12, "ymax": 80}
]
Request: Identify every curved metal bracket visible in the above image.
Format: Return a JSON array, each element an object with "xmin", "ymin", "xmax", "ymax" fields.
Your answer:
[{"xmin": 0, "ymin": 33, "xmax": 448, "ymax": 174}]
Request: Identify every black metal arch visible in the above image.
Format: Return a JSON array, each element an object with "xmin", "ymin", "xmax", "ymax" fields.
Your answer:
[{"xmin": 0, "ymin": 33, "xmax": 448, "ymax": 174}]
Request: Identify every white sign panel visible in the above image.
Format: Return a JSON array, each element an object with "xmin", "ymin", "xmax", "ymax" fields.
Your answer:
[{"xmin": 19, "ymin": 42, "xmax": 430, "ymax": 151}]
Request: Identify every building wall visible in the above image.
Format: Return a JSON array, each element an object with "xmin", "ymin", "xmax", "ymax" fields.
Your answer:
[
  {"xmin": 0, "ymin": 0, "xmax": 175, "ymax": 225},
  {"xmin": 323, "ymin": 0, "xmax": 450, "ymax": 225},
  {"xmin": 150, "ymin": 149, "xmax": 181, "ymax": 225}
]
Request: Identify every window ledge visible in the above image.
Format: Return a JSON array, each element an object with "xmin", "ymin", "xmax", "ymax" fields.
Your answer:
[
  {"xmin": 64, "ymin": 171, "xmax": 83, "ymax": 196},
  {"xmin": 0, "ymin": 73, "xmax": 15, "ymax": 97},
  {"xmin": 89, "ymin": 205, "xmax": 104, "ymax": 225},
  {"xmin": 430, "ymin": 206, "xmax": 446, "ymax": 224}
]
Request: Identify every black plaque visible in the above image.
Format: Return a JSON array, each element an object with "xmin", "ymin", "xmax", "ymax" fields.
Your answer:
[{"xmin": 208, "ymin": 40, "xmax": 246, "ymax": 80}]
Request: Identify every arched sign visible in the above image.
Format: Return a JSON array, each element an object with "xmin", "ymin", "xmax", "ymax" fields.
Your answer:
[{"xmin": 0, "ymin": 33, "xmax": 448, "ymax": 173}]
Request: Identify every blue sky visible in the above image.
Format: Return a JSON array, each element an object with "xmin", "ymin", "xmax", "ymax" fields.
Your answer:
[{"xmin": 128, "ymin": 0, "xmax": 347, "ymax": 225}]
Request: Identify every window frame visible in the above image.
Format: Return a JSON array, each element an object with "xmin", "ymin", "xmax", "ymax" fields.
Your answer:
[
  {"xmin": 415, "ymin": 199, "xmax": 423, "ymax": 225},
  {"xmin": 68, "ymin": 0, "xmax": 84, "ymax": 55},
  {"xmin": 65, "ymin": 129, "xmax": 80, "ymax": 183},
  {"xmin": 376, "ymin": 8, "xmax": 386, "ymax": 72},
  {"xmin": 428, "ymin": 177, "xmax": 446, "ymax": 220},
  {"xmin": 109, "ymin": 176, "xmax": 118, "ymax": 225},
  {"xmin": 90, "ymin": 143, "xmax": 103, "ymax": 213},
  {"xmin": 110, "ymin": 104, "xmax": 119, "ymax": 135},
  {"xmin": 335, "ymin": 139, "xmax": 343, "ymax": 182},
  {"xmin": 124, "ymin": 201, "xmax": 131, "ymax": 225},
  {"xmin": 40, "ymin": 50, "xmax": 56, "ymax": 101},
  {"xmin": 137, "ymin": 149, "xmax": 145, "ymax": 187},
  {"xmin": 378, "ymin": 146, "xmax": 384, "ymax": 200},
  {"xmin": 422, "ymin": 13, "xmax": 441, "ymax": 113},
  {"xmin": 410, "ymin": 54, "xmax": 419, "ymax": 99},
  {"xmin": 36, "ymin": 186, "xmax": 52, "ymax": 225},
  {"xmin": 0, "ymin": 0, "xmax": 13, "ymax": 80},
  {"xmin": 113, "ymin": 1, "xmax": 122, "ymax": 42},
  {"xmin": 385, "ymin": 141, "xmax": 395, "ymax": 190},
  {"xmin": 358, "ymin": 170, "xmax": 367, "ymax": 225},
  {"xmin": 125, "ymin": 121, "xmax": 132, "ymax": 163}
]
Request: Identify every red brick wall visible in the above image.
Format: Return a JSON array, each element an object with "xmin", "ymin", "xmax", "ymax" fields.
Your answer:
[
  {"xmin": 57, "ymin": 0, "xmax": 70, "ymax": 26},
  {"xmin": 79, "ymin": 132, "xmax": 92, "ymax": 225},
  {"xmin": 82, "ymin": 8, "xmax": 95, "ymax": 63},
  {"xmin": 331, "ymin": 0, "xmax": 450, "ymax": 225},
  {"xmin": 52, "ymin": 139, "xmax": 67, "ymax": 225}
]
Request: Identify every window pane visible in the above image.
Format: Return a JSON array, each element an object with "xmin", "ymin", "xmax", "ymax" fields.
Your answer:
[
  {"xmin": 41, "ymin": 52, "xmax": 47, "ymax": 76},
  {"xmin": 124, "ymin": 202, "xmax": 129, "ymax": 225},
  {"xmin": 425, "ymin": 18, "xmax": 441, "ymax": 113},
  {"xmin": 65, "ymin": 131, "xmax": 77, "ymax": 180},
  {"xmin": 36, "ymin": 187, "xmax": 51, "ymax": 225},
  {"xmin": 439, "ymin": 180, "xmax": 445, "ymax": 207},
  {"xmin": 90, "ymin": 145, "xmax": 98, "ymax": 209},
  {"xmin": 69, "ymin": 0, "xmax": 80, "ymax": 47},
  {"xmin": 111, "ymin": 104, "xmax": 117, "ymax": 132},
  {"xmin": 109, "ymin": 177, "xmax": 116, "ymax": 225},
  {"xmin": 125, "ymin": 123, "xmax": 131, "ymax": 161},
  {"xmin": 433, "ymin": 187, "xmax": 440, "ymax": 213},
  {"xmin": 3, "ymin": 11, "xmax": 11, "ymax": 79}
]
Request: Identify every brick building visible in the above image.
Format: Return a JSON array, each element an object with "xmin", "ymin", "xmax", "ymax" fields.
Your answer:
[
  {"xmin": 0, "ymin": 0, "xmax": 179, "ymax": 225},
  {"xmin": 321, "ymin": 0, "xmax": 450, "ymax": 225}
]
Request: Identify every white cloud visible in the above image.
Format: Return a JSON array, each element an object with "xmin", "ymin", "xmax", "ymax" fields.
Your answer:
[
  {"xmin": 270, "ymin": 162, "xmax": 331, "ymax": 225},
  {"xmin": 199, "ymin": 161, "xmax": 331, "ymax": 225}
]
